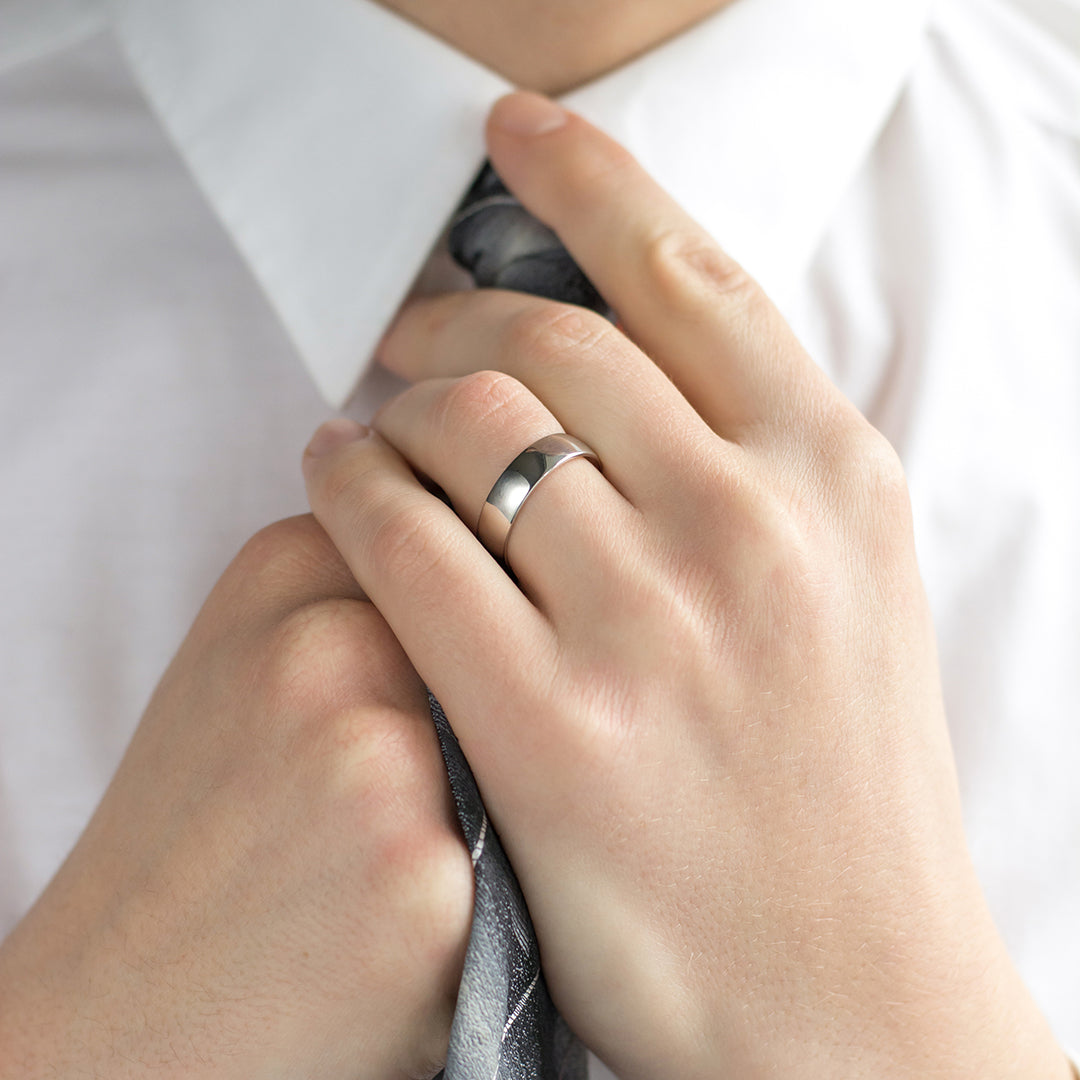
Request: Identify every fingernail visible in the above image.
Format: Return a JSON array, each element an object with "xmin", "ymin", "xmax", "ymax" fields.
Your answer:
[
  {"xmin": 490, "ymin": 92, "xmax": 567, "ymax": 137},
  {"xmin": 305, "ymin": 418, "xmax": 368, "ymax": 459}
]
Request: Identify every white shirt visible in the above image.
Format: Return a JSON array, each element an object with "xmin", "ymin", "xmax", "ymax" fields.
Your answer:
[{"xmin": 1, "ymin": 0, "xmax": 1078, "ymax": 1068}]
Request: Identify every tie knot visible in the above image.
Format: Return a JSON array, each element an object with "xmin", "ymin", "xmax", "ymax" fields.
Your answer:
[{"xmin": 448, "ymin": 163, "xmax": 611, "ymax": 317}]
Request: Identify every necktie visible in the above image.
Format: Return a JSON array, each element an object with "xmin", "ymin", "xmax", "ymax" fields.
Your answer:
[
  {"xmin": 429, "ymin": 161, "xmax": 606, "ymax": 1080},
  {"xmin": 447, "ymin": 163, "xmax": 611, "ymax": 319}
]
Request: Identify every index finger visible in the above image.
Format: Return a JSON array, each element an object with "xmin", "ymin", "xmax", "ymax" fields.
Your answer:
[{"xmin": 485, "ymin": 93, "xmax": 840, "ymax": 443}]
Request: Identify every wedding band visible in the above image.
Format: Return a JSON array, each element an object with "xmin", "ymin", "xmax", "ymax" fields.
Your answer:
[{"xmin": 477, "ymin": 433, "xmax": 601, "ymax": 562}]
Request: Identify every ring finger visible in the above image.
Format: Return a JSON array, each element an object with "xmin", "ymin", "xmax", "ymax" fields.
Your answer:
[
  {"xmin": 378, "ymin": 288, "xmax": 730, "ymax": 514},
  {"xmin": 373, "ymin": 370, "xmax": 641, "ymax": 615}
]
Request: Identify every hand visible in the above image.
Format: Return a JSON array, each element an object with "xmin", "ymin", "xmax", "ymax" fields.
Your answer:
[
  {"xmin": 0, "ymin": 515, "xmax": 472, "ymax": 1080},
  {"xmin": 301, "ymin": 94, "xmax": 1070, "ymax": 1079}
]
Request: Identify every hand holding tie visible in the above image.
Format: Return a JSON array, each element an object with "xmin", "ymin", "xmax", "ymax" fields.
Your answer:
[
  {"xmin": 0, "ymin": 516, "xmax": 472, "ymax": 1079},
  {"xmin": 303, "ymin": 93, "xmax": 1072, "ymax": 1080}
]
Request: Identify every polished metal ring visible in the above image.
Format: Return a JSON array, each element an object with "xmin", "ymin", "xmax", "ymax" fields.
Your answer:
[{"xmin": 477, "ymin": 433, "xmax": 601, "ymax": 563}]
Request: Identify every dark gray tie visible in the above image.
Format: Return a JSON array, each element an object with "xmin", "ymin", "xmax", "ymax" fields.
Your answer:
[
  {"xmin": 447, "ymin": 163, "xmax": 611, "ymax": 319},
  {"xmin": 429, "ymin": 161, "xmax": 606, "ymax": 1080}
]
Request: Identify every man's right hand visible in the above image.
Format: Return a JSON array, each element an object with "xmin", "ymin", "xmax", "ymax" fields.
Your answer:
[{"xmin": 0, "ymin": 514, "xmax": 473, "ymax": 1080}]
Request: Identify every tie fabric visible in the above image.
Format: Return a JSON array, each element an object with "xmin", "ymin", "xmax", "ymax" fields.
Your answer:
[
  {"xmin": 447, "ymin": 164, "xmax": 612, "ymax": 320},
  {"xmin": 428, "ymin": 162, "xmax": 607, "ymax": 1080}
]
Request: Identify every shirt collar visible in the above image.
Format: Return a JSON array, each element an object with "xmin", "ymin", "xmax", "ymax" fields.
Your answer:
[{"xmin": 104, "ymin": 0, "xmax": 932, "ymax": 408}]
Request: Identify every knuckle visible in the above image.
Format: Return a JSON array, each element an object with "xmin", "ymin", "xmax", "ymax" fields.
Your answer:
[
  {"xmin": 232, "ymin": 515, "xmax": 327, "ymax": 581},
  {"xmin": 645, "ymin": 227, "xmax": 761, "ymax": 315},
  {"xmin": 260, "ymin": 598, "xmax": 377, "ymax": 714},
  {"xmin": 834, "ymin": 421, "xmax": 912, "ymax": 525},
  {"xmin": 357, "ymin": 714, "xmax": 437, "ymax": 798},
  {"xmin": 800, "ymin": 413, "xmax": 917, "ymax": 574},
  {"xmin": 432, "ymin": 369, "xmax": 529, "ymax": 437},
  {"xmin": 260, "ymin": 603, "xmax": 429, "ymax": 757},
  {"xmin": 856, "ymin": 432, "xmax": 908, "ymax": 494},
  {"xmin": 380, "ymin": 815, "xmax": 473, "ymax": 981},
  {"xmin": 743, "ymin": 487, "xmax": 816, "ymax": 589},
  {"xmin": 505, "ymin": 303, "xmax": 616, "ymax": 367},
  {"xmin": 214, "ymin": 515, "xmax": 346, "ymax": 625},
  {"xmin": 685, "ymin": 462, "xmax": 822, "ymax": 612},
  {"xmin": 352, "ymin": 722, "xmax": 473, "ymax": 912},
  {"xmin": 405, "ymin": 829, "xmax": 473, "ymax": 935}
]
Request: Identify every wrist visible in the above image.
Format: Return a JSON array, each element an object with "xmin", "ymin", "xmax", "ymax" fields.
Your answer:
[{"xmin": 667, "ymin": 897, "xmax": 1072, "ymax": 1080}]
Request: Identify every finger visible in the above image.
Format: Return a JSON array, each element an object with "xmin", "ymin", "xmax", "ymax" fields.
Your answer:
[
  {"xmin": 208, "ymin": 514, "xmax": 371, "ymax": 629},
  {"xmin": 378, "ymin": 289, "xmax": 721, "ymax": 505},
  {"xmin": 483, "ymin": 92, "xmax": 841, "ymax": 444},
  {"xmin": 373, "ymin": 373, "xmax": 639, "ymax": 615},
  {"xmin": 301, "ymin": 419, "xmax": 556, "ymax": 763}
]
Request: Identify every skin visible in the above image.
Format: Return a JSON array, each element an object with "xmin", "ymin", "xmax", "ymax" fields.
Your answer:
[
  {"xmin": 0, "ymin": 518, "xmax": 473, "ymax": 1078},
  {"xmin": 0, "ymin": 7, "xmax": 751, "ymax": 1076},
  {"xmin": 373, "ymin": 0, "xmax": 734, "ymax": 93},
  {"xmin": 301, "ymin": 95, "xmax": 1073, "ymax": 1079},
  {"xmin": 0, "ymin": 12, "xmax": 1070, "ymax": 1071}
]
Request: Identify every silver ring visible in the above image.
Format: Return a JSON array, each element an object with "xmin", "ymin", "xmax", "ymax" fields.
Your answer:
[{"xmin": 477, "ymin": 433, "xmax": 601, "ymax": 563}]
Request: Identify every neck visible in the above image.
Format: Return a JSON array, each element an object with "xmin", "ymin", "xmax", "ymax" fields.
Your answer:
[{"xmin": 371, "ymin": 0, "xmax": 735, "ymax": 95}]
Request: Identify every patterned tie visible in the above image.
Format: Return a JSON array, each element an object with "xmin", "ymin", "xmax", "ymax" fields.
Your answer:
[
  {"xmin": 448, "ymin": 163, "xmax": 612, "ymax": 320},
  {"xmin": 428, "ymin": 161, "xmax": 606, "ymax": 1080}
]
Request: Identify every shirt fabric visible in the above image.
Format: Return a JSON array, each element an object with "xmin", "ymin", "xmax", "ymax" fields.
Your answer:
[{"xmin": 0, "ymin": 0, "xmax": 1078, "ymax": 1071}]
